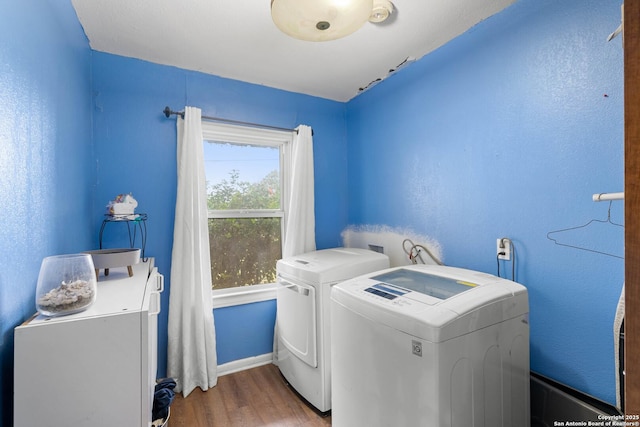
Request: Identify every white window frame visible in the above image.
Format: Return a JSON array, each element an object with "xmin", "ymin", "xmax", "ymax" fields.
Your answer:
[{"xmin": 201, "ymin": 121, "xmax": 294, "ymax": 308}]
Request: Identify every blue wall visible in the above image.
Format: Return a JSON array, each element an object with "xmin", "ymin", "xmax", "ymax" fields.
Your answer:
[
  {"xmin": 347, "ymin": 0, "xmax": 624, "ymax": 404},
  {"xmin": 215, "ymin": 300, "xmax": 277, "ymax": 365},
  {"xmin": 90, "ymin": 52, "xmax": 349, "ymax": 376},
  {"xmin": 0, "ymin": 1, "xmax": 627, "ymax": 425},
  {"xmin": 0, "ymin": 1, "xmax": 93, "ymax": 426}
]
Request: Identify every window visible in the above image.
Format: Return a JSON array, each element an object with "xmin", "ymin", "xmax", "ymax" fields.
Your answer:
[{"xmin": 202, "ymin": 122, "xmax": 293, "ymax": 291}]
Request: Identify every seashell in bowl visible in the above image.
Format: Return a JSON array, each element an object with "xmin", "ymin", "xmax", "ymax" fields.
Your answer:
[
  {"xmin": 36, "ymin": 253, "xmax": 97, "ymax": 316},
  {"xmin": 83, "ymin": 248, "xmax": 141, "ymax": 280}
]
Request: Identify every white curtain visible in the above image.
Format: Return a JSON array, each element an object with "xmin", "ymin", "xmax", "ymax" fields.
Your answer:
[
  {"xmin": 283, "ymin": 124, "xmax": 316, "ymax": 258},
  {"xmin": 273, "ymin": 124, "xmax": 316, "ymax": 365},
  {"xmin": 167, "ymin": 106, "xmax": 217, "ymax": 396}
]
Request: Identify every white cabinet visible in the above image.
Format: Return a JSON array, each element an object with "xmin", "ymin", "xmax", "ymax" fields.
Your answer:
[{"xmin": 14, "ymin": 259, "xmax": 163, "ymax": 427}]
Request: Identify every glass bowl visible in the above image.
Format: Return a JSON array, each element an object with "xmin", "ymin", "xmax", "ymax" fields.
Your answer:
[{"xmin": 36, "ymin": 253, "xmax": 97, "ymax": 317}]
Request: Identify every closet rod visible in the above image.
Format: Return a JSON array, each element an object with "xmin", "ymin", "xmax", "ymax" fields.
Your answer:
[
  {"xmin": 163, "ymin": 106, "xmax": 299, "ymax": 134},
  {"xmin": 593, "ymin": 192, "xmax": 624, "ymax": 202}
]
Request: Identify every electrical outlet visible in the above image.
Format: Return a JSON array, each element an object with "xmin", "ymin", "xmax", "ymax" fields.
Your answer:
[{"xmin": 497, "ymin": 238, "xmax": 511, "ymax": 261}]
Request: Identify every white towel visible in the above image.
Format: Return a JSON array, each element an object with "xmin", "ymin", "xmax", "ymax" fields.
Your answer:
[{"xmin": 614, "ymin": 283, "xmax": 625, "ymax": 411}]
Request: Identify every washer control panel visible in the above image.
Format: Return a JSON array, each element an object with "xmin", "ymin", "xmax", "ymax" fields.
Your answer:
[{"xmin": 364, "ymin": 283, "xmax": 407, "ymax": 300}]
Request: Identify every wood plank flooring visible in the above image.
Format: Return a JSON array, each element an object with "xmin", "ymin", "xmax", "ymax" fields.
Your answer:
[{"xmin": 168, "ymin": 364, "xmax": 332, "ymax": 427}]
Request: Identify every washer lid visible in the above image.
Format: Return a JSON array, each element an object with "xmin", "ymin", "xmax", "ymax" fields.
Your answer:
[
  {"xmin": 331, "ymin": 265, "xmax": 529, "ymax": 342},
  {"xmin": 276, "ymin": 247, "xmax": 390, "ymax": 284},
  {"xmin": 371, "ymin": 268, "xmax": 477, "ymax": 300}
]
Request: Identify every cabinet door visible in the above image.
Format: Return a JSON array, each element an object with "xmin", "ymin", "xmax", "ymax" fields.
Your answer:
[{"xmin": 14, "ymin": 312, "xmax": 143, "ymax": 427}]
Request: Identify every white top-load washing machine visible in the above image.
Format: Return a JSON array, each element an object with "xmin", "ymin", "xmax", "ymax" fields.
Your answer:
[
  {"xmin": 276, "ymin": 248, "xmax": 389, "ymax": 412},
  {"xmin": 331, "ymin": 264, "xmax": 530, "ymax": 427}
]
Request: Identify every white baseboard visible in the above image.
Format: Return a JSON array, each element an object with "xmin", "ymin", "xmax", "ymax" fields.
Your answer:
[{"xmin": 217, "ymin": 353, "xmax": 274, "ymax": 377}]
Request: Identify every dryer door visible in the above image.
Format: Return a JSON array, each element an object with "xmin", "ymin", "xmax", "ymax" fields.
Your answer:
[{"xmin": 277, "ymin": 279, "xmax": 318, "ymax": 368}]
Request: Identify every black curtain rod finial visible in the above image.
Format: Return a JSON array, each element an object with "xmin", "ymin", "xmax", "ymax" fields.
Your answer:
[{"xmin": 164, "ymin": 106, "xmax": 184, "ymax": 118}]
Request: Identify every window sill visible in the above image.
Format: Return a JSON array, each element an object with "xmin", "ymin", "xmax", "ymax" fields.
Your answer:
[{"xmin": 211, "ymin": 283, "xmax": 277, "ymax": 309}]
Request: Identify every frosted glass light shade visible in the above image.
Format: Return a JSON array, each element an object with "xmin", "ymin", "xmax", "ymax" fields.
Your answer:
[{"xmin": 271, "ymin": 0, "xmax": 374, "ymax": 42}]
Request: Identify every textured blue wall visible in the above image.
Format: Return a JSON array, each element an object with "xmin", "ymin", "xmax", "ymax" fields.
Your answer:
[
  {"xmin": 0, "ymin": 1, "xmax": 627, "ymax": 423},
  {"xmin": 215, "ymin": 301, "xmax": 277, "ymax": 365},
  {"xmin": 90, "ymin": 52, "xmax": 348, "ymax": 375},
  {"xmin": 347, "ymin": 0, "xmax": 624, "ymax": 404},
  {"xmin": 0, "ymin": 1, "xmax": 93, "ymax": 426}
]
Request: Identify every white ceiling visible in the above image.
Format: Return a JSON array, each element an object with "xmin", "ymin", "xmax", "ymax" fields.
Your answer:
[{"xmin": 71, "ymin": 0, "xmax": 515, "ymax": 102}]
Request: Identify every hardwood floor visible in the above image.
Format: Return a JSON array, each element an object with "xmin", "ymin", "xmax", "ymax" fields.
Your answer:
[{"xmin": 168, "ymin": 364, "xmax": 332, "ymax": 426}]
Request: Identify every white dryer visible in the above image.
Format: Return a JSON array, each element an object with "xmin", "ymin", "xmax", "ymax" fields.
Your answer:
[
  {"xmin": 331, "ymin": 265, "xmax": 530, "ymax": 427},
  {"xmin": 276, "ymin": 248, "xmax": 389, "ymax": 412}
]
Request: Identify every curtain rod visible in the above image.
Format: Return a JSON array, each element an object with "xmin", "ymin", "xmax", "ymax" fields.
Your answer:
[{"xmin": 163, "ymin": 106, "xmax": 300, "ymax": 134}]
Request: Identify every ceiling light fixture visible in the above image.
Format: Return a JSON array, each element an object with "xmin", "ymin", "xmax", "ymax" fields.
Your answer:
[
  {"xmin": 271, "ymin": 0, "xmax": 374, "ymax": 42},
  {"xmin": 369, "ymin": 0, "xmax": 394, "ymax": 23}
]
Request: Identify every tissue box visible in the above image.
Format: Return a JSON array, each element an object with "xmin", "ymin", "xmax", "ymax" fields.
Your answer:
[
  {"xmin": 107, "ymin": 193, "xmax": 138, "ymax": 216},
  {"xmin": 110, "ymin": 203, "xmax": 135, "ymax": 215}
]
